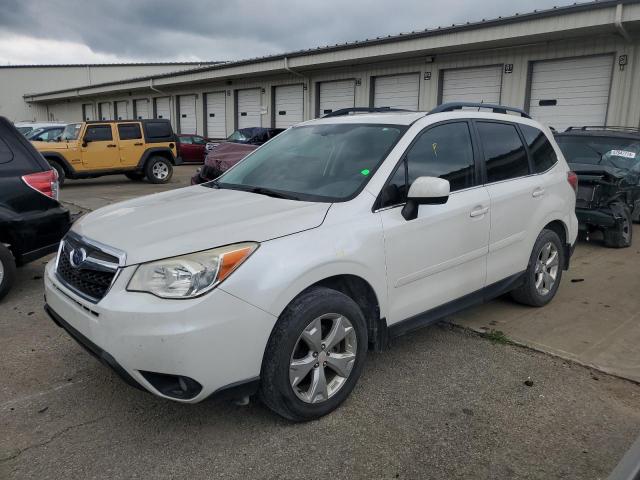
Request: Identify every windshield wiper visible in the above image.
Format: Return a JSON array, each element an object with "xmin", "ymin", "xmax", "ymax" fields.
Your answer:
[{"xmin": 247, "ymin": 186, "xmax": 300, "ymax": 200}]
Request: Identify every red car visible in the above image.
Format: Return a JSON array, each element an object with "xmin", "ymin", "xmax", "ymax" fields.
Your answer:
[{"xmin": 177, "ymin": 134, "xmax": 211, "ymax": 163}]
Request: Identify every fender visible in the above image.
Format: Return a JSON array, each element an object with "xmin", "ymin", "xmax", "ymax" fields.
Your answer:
[
  {"xmin": 39, "ymin": 151, "xmax": 76, "ymax": 175},
  {"xmin": 137, "ymin": 147, "xmax": 178, "ymax": 169}
]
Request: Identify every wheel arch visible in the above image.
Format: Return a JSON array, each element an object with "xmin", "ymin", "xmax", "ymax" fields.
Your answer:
[
  {"xmin": 138, "ymin": 147, "xmax": 176, "ymax": 170},
  {"xmin": 41, "ymin": 152, "xmax": 73, "ymax": 175}
]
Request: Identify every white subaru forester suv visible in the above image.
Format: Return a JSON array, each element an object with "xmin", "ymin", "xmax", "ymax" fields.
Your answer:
[{"xmin": 44, "ymin": 103, "xmax": 578, "ymax": 421}]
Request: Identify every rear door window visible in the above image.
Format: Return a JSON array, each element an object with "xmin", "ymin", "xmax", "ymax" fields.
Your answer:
[
  {"xmin": 520, "ymin": 124, "xmax": 558, "ymax": 173},
  {"xmin": 118, "ymin": 123, "xmax": 142, "ymax": 140},
  {"xmin": 477, "ymin": 122, "xmax": 530, "ymax": 183}
]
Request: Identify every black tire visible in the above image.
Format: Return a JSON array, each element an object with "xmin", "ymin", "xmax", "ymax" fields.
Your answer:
[
  {"xmin": 259, "ymin": 287, "xmax": 368, "ymax": 422},
  {"xmin": 125, "ymin": 171, "xmax": 145, "ymax": 181},
  {"xmin": 511, "ymin": 229, "xmax": 565, "ymax": 307},
  {"xmin": 0, "ymin": 244, "xmax": 16, "ymax": 302},
  {"xmin": 144, "ymin": 157, "xmax": 173, "ymax": 184},
  {"xmin": 48, "ymin": 160, "xmax": 65, "ymax": 186},
  {"xmin": 603, "ymin": 204, "xmax": 633, "ymax": 248}
]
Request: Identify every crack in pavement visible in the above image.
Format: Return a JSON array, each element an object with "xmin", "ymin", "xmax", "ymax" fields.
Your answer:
[{"xmin": 0, "ymin": 414, "xmax": 107, "ymax": 464}]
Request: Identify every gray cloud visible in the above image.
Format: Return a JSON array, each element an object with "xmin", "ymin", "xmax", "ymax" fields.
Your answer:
[{"xmin": 0, "ymin": 0, "xmax": 580, "ymax": 62}]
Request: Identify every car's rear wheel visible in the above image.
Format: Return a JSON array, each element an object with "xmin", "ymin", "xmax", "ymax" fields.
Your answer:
[
  {"xmin": 0, "ymin": 244, "xmax": 16, "ymax": 302},
  {"xmin": 603, "ymin": 204, "xmax": 633, "ymax": 248},
  {"xmin": 145, "ymin": 157, "xmax": 173, "ymax": 184},
  {"xmin": 48, "ymin": 160, "xmax": 65, "ymax": 186},
  {"xmin": 511, "ymin": 229, "xmax": 564, "ymax": 307},
  {"xmin": 125, "ymin": 171, "xmax": 145, "ymax": 182},
  {"xmin": 259, "ymin": 287, "xmax": 367, "ymax": 421}
]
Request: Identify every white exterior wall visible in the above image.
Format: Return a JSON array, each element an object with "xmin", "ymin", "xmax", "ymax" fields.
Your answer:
[{"xmin": 0, "ymin": 63, "xmax": 213, "ymax": 122}]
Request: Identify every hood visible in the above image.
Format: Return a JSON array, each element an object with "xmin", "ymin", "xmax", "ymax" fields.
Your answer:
[
  {"xmin": 31, "ymin": 140, "xmax": 70, "ymax": 151},
  {"xmin": 72, "ymin": 185, "xmax": 330, "ymax": 265}
]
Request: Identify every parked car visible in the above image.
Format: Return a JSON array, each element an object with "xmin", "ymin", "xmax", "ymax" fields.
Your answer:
[
  {"xmin": 555, "ymin": 127, "xmax": 640, "ymax": 248},
  {"xmin": 14, "ymin": 122, "xmax": 66, "ymax": 136},
  {"xmin": 177, "ymin": 134, "xmax": 211, "ymax": 163},
  {"xmin": 44, "ymin": 104, "xmax": 578, "ymax": 421},
  {"xmin": 193, "ymin": 127, "xmax": 285, "ymax": 184},
  {"xmin": 32, "ymin": 119, "xmax": 180, "ymax": 185},
  {"xmin": 0, "ymin": 116, "xmax": 71, "ymax": 301},
  {"xmin": 205, "ymin": 127, "xmax": 284, "ymax": 151},
  {"xmin": 26, "ymin": 125, "xmax": 66, "ymax": 142},
  {"xmin": 191, "ymin": 142, "xmax": 259, "ymax": 184}
]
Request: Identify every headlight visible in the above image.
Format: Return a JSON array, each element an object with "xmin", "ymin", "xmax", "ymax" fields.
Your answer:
[{"xmin": 127, "ymin": 242, "xmax": 258, "ymax": 299}]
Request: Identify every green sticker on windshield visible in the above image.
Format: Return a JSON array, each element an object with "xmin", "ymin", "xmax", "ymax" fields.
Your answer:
[{"xmin": 361, "ymin": 169, "xmax": 370, "ymax": 176}]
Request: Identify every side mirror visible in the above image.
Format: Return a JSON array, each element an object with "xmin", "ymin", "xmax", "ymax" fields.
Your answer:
[{"xmin": 401, "ymin": 176, "xmax": 450, "ymax": 221}]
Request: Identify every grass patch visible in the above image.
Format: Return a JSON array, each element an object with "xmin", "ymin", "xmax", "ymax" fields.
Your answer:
[{"xmin": 481, "ymin": 329, "xmax": 510, "ymax": 344}]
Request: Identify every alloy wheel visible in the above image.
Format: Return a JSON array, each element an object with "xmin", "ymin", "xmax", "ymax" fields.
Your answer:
[
  {"xmin": 152, "ymin": 161, "xmax": 169, "ymax": 180},
  {"xmin": 289, "ymin": 313, "xmax": 357, "ymax": 404},
  {"xmin": 534, "ymin": 241, "xmax": 559, "ymax": 296},
  {"xmin": 0, "ymin": 260, "xmax": 4, "ymax": 285}
]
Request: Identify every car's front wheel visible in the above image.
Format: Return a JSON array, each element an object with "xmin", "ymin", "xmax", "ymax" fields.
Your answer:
[
  {"xmin": 0, "ymin": 244, "xmax": 16, "ymax": 302},
  {"xmin": 260, "ymin": 287, "xmax": 368, "ymax": 421},
  {"xmin": 145, "ymin": 157, "xmax": 173, "ymax": 184},
  {"xmin": 511, "ymin": 229, "xmax": 565, "ymax": 307}
]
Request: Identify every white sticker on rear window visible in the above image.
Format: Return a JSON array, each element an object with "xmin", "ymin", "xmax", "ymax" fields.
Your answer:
[{"xmin": 610, "ymin": 150, "xmax": 637, "ymax": 159}]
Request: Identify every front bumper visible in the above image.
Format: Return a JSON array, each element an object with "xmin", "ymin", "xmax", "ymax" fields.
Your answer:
[{"xmin": 44, "ymin": 260, "xmax": 276, "ymax": 403}]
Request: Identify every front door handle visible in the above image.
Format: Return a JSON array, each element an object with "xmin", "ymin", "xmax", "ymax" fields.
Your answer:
[
  {"xmin": 470, "ymin": 206, "xmax": 489, "ymax": 218},
  {"xmin": 107, "ymin": 144, "xmax": 117, "ymax": 148},
  {"xmin": 532, "ymin": 187, "xmax": 546, "ymax": 198}
]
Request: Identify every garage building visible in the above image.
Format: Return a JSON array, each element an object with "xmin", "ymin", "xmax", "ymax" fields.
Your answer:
[{"xmin": 19, "ymin": 1, "xmax": 640, "ymax": 137}]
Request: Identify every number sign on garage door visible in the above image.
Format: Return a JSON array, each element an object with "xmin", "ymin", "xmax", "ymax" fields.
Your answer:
[
  {"xmin": 373, "ymin": 73, "xmax": 420, "ymax": 110},
  {"xmin": 155, "ymin": 97, "xmax": 171, "ymax": 121},
  {"xmin": 82, "ymin": 104, "xmax": 95, "ymax": 121},
  {"xmin": 205, "ymin": 92, "xmax": 226, "ymax": 138},
  {"xmin": 237, "ymin": 89, "xmax": 262, "ymax": 129},
  {"xmin": 441, "ymin": 65, "xmax": 503, "ymax": 104},
  {"xmin": 98, "ymin": 102, "xmax": 112, "ymax": 120},
  {"xmin": 275, "ymin": 84, "xmax": 304, "ymax": 128},
  {"xmin": 318, "ymin": 80, "xmax": 355, "ymax": 116},
  {"xmin": 179, "ymin": 95, "xmax": 197, "ymax": 134},
  {"xmin": 115, "ymin": 101, "xmax": 128, "ymax": 120},
  {"xmin": 134, "ymin": 99, "xmax": 150, "ymax": 119},
  {"xmin": 528, "ymin": 55, "xmax": 614, "ymax": 131}
]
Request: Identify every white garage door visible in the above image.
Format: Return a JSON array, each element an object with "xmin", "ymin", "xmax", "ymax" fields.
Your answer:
[
  {"xmin": 155, "ymin": 97, "xmax": 171, "ymax": 120},
  {"xmin": 318, "ymin": 80, "xmax": 355, "ymax": 116},
  {"xmin": 98, "ymin": 102, "xmax": 112, "ymax": 120},
  {"xmin": 237, "ymin": 89, "xmax": 262, "ymax": 129},
  {"xmin": 82, "ymin": 104, "xmax": 95, "ymax": 121},
  {"xmin": 134, "ymin": 99, "xmax": 150, "ymax": 119},
  {"xmin": 373, "ymin": 73, "xmax": 420, "ymax": 110},
  {"xmin": 205, "ymin": 92, "xmax": 227, "ymax": 138},
  {"xmin": 179, "ymin": 94, "xmax": 197, "ymax": 134},
  {"xmin": 528, "ymin": 55, "xmax": 614, "ymax": 131},
  {"xmin": 441, "ymin": 65, "xmax": 503, "ymax": 104},
  {"xmin": 115, "ymin": 101, "xmax": 128, "ymax": 120},
  {"xmin": 275, "ymin": 84, "xmax": 304, "ymax": 128}
]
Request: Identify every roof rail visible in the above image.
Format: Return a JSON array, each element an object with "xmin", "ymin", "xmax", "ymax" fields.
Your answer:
[
  {"xmin": 322, "ymin": 107, "xmax": 410, "ymax": 118},
  {"xmin": 429, "ymin": 102, "xmax": 531, "ymax": 119},
  {"xmin": 565, "ymin": 126, "xmax": 640, "ymax": 133}
]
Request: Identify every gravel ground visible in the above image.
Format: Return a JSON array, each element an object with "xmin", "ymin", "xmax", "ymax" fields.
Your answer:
[{"xmin": 1, "ymin": 259, "xmax": 639, "ymax": 480}]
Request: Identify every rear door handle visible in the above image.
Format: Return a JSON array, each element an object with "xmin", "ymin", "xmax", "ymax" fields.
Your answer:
[
  {"xmin": 134, "ymin": 142, "xmax": 143, "ymax": 146},
  {"xmin": 107, "ymin": 144, "xmax": 117, "ymax": 148},
  {"xmin": 532, "ymin": 187, "xmax": 546, "ymax": 198},
  {"xmin": 470, "ymin": 206, "xmax": 489, "ymax": 218}
]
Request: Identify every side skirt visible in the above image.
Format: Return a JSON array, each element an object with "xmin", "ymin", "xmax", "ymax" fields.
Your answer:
[{"xmin": 387, "ymin": 271, "xmax": 525, "ymax": 339}]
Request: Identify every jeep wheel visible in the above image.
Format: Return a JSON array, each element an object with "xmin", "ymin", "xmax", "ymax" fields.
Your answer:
[
  {"xmin": 259, "ymin": 287, "xmax": 367, "ymax": 421},
  {"xmin": 125, "ymin": 172, "xmax": 145, "ymax": 182},
  {"xmin": 145, "ymin": 157, "xmax": 173, "ymax": 184},
  {"xmin": 604, "ymin": 204, "xmax": 633, "ymax": 248},
  {"xmin": 0, "ymin": 244, "xmax": 16, "ymax": 302},
  {"xmin": 511, "ymin": 229, "xmax": 564, "ymax": 307},
  {"xmin": 48, "ymin": 160, "xmax": 65, "ymax": 186}
]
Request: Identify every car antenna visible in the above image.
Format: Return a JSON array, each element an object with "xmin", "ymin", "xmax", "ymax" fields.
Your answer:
[{"xmin": 477, "ymin": 100, "xmax": 484, "ymax": 112}]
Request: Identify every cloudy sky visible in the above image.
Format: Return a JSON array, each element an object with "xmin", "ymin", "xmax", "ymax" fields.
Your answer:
[{"xmin": 0, "ymin": 0, "xmax": 581, "ymax": 65}]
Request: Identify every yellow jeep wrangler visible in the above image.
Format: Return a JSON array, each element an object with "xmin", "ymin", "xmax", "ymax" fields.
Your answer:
[{"xmin": 32, "ymin": 119, "xmax": 180, "ymax": 185}]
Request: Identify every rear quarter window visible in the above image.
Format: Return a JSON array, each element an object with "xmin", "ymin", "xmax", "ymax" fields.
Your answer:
[
  {"xmin": 520, "ymin": 124, "xmax": 558, "ymax": 173},
  {"xmin": 144, "ymin": 121, "xmax": 174, "ymax": 142}
]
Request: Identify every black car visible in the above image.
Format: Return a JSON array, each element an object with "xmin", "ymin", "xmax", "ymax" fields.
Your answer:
[
  {"xmin": 555, "ymin": 127, "xmax": 640, "ymax": 248},
  {"xmin": 0, "ymin": 116, "xmax": 71, "ymax": 300},
  {"xmin": 26, "ymin": 125, "xmax": 66, "ymax": 142},
  {"xmin": 205, "ymin": 127, "xmax": 284, "ymax": 151}
]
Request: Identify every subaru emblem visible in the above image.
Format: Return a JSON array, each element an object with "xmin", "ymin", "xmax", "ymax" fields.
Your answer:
[{"xmin": 69, "ymin": 247, "xmax": 87, "ymax": 268}]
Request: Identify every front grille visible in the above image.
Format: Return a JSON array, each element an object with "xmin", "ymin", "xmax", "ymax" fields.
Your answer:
[{"xmin": 56, "ymin": 234, "xmax": 121, "ymax": 303}]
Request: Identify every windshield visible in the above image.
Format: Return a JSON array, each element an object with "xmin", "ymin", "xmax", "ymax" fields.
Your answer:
[
  {"xmin": 227, "ymin": 130, "xmax": 250, "ymax": 142},
  {"xmin": 556, "ymin": 135, "xmax": 640, "ymax": 170},
  {"xmin": 215, "ymin": 123, "xmax": 406, "ymax": 202},
  {"xmin": 26, "ymin": 128, "xmax": 45, "ymax": 139},
  {"xmin": 60, "ymin": 123, "xmax": 82, "ymax": 141},
  {"xmin": 17, "ymin": 126, "xmax": 33, "ymax": 135}
]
